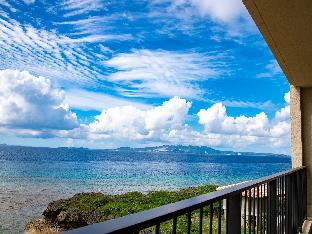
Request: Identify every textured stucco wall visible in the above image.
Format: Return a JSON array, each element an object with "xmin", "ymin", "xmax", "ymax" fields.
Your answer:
[
  {"xmin": 290, "ymin": 85, "xmax": 303, "ymax": 168},
  {"xmin": 242, "ymin": 0, "xmax": 312, "ymax": 87}
]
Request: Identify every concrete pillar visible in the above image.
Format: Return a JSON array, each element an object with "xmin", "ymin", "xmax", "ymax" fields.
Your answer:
[
  {"xmin": 290, "ymin": 85, "xmax": 303, "ymax": 168},
  {"xmin": 291, "ymin": 85, "xmax": 312, "ymax": 217}
]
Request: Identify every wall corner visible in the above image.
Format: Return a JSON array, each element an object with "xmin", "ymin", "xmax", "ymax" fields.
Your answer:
[{"xmin": 290, "ymin": 85, "xmax": 303, "ymax": 168}]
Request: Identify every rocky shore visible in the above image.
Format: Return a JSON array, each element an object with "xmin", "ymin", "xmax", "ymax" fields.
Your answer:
[{"xmin": 25, "ymin": 185, "xmax": 217, "ymax": 233}]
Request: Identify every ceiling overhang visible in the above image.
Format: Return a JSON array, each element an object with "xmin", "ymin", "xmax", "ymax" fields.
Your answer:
[{"xmin": 243, "ymin": 0, "xmax": 312, "ymax": 87}]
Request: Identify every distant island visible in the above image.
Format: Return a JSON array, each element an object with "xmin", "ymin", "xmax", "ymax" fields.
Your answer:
[{"xmin": 0, "ymin": 144, "xmax": 289, "ymax": 158}]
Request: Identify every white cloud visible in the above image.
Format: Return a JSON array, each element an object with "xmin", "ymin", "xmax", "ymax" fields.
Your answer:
[
  {"xmin": 54, "ymin": 15, "xmax": 130, "ymax": 40},
  {"xmin": 256, "ymin": 60, "xmax": 283, "ymax": 78},
  {"xmin": 0, "ymin": 0, "xmax": 16, "ymax": 12},
  {"xmin": 0, "ymin": 69, "xmax": 78, "ymax": 131},
  {"xmin": 88, "ymin": 96, "xmax": 191, "ymax": 140},
  {"xmin": 270, "ymin": 91, "xmax": 290, "ymax": 138},
  {"xmin": 198, "ymin": 98, "xmax": 290, "ymax": 139},
  {"xmin": 186, "ymin": 0, "xmax": 247, "ymax": 24},
  {"xmin": 150, "ymin": 0, "xmax": 255, "ymax": 37},
  {"xmin": 59, "ymin": 34, "xmax": 132, "ymax": 44},
  {"xmin": 23, "ymin": 0, "xmax": 36, "ymax": 4},
  {"xmin": 0, "ymin": 69, "xmax": 290, "ymax": 153},
  {"xmin": 195, "ymin": 93, "xmax": 290, "ymax": 150},
  {"xmin": 65, "ymin": 89, "xmax": 151, "ymax": 111},
  {"xmin": 284, "ymin": 91, "xmax": 290, "ymax": 104},
  {"xmin": 60, "ymin": 0, "xmax": 104, "ymax": 17},
  {"xmin": 105, "ymin": 49, "xmax": 222, "ymax": 98},
  {"xmin": 0, "ymin": 12, "xmax": 130, "ymax": 89},
  {"xmin": 84, "ymin": 92, "xmax": 290, "ymax": 153},
  {"xmin": 221, "ymin": 99, "xmax": 274, "ymax": 111},
  {"xmin": 198, "ymin": 103, "xmax": 270, "ymax": 136}
]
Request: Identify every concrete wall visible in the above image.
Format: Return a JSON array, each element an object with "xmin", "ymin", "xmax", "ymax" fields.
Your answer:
[
  {"xmin": 290, "ymin": 85, "xmax": 303, "ymax": 168},
  {"xmin": 291, "ymin": 85, "xmax": 312, "ymax": 217}
]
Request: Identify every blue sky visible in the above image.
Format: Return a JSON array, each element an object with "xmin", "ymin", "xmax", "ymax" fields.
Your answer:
[{"xmin": 0, "ymin": 0, "xmax": 291, "ymax": 153}]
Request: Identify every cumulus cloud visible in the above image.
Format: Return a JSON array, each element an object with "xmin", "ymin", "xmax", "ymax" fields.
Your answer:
[
  {"xmin": 198, "ymin": 92, "xmax": 290, "ymax": 138},
  {"xmin": 284, "ymin": 91, "xmax": 290, "ymax": 104},
  {"xmin": 270, "ymin": 92, "xmax": 290, "ymax": 138},
  {"xmin": 0, "ymin": 70, "xmax": 290, "ymax": 153},
  {"xmin": 106, "ymin": 91, "xmax": 287, "ymax": 151},
  {"xmin": 88, "ymin": 97, "xmax": 191, "ymax": 140},
  {"xmin": 196, "ymin": 92, "xmax": 290, "ymax": 149},
  {"xmin": 85, "ymin": 92, "xmax": 290, "ymax": 152},
  {"xmin": 0, "ymin": 69, "xmax": 78, "ymax": 131},
  {"xmin": 198, "ymin": 103, "xmax": 269, "ymax": 136}
]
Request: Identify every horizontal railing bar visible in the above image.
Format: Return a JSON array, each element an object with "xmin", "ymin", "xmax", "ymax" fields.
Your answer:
[{"xmin": 63, "ymin": 166, "xmax": 305, "ymax": 234}]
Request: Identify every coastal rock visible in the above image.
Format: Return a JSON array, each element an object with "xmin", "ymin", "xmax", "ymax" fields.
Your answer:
[
  {"xmin": 25, "ymin": 219, "xmax": 63, "ymax": 234},
  {"xmin": 41, "ymin": 193, "xmax": 110, "ymax": 229},
  {"xmin": 43, "ymin": 199, "xmax": 66, "ymax": 221}
]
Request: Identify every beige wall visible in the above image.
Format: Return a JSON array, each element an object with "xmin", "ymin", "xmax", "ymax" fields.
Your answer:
[
  {"xmin": 290, "ymin": 85, "xmax": 303, "ymax": 168},
  {"xmin": 291, "ymin": 86, "xmax": 312, "ymax": 216}
]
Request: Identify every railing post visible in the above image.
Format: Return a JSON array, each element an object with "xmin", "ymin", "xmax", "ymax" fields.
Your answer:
[
  {"xmin": 285, "ymin": 174, "xmax": 292, "ymax": 234},
  {"xmin": 268, "ymin": 180, "xmax": 277, "ymax": 234},
  {"xmin": 226, "ymin": 194, "xmax": 241, "ymax": 234},
  {"xmin": 302, "ymin": 168, "xmax": 307, "ymax": 220}
]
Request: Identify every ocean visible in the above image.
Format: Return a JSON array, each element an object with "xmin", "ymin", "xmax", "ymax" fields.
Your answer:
[{"xmin": 0, "ymin": 149, "xmax": 291, "ymax": 233}]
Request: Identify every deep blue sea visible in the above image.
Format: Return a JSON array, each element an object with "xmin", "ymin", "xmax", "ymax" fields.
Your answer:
[{"xmin": 0, "ymin": 151, "xmax": 291, "ymax": 233}]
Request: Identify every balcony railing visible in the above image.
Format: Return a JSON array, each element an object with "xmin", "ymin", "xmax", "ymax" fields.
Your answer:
[{"xmin": 64, "ymin": 167, "xmax": 307, "ymax": 234}]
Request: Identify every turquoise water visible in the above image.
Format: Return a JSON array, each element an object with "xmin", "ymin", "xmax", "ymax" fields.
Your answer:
[{"xmin": 0, "ymin": 151, "xmax": 291, "ymax": 233}]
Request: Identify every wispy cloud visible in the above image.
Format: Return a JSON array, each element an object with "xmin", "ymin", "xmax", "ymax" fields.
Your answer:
[
  {"xmin": 256, "ymin": 60, "xmax": 283, "ymax": 79},
  {"xmin": 104, "ymin": 49, "xmax": 225, "ymax": 98},
  {"xmin": 65, "ymin": 89, "xmax": 152, "ymax": 111},
  {"xmin": 148, "ymin": 0, "xmax": 257, "ymax": 38},
  {"xmin": 23, "ymin": 0, "xmax": 36, "ymax": 5},
  {"xmin": 0, "ymin": 15, "xmax": 129, "ymax": 89},
  {"xmin": 0, "ymin": 0, "xmax": 17, "ymax": 12},
  {"xmin": 222, "ymin": 100, "xmax": 275, "ymax": 110},
  {"xmin": 54, "ymin": 15, "xmax": 122, "ymax": 36},
  {"xmin": 60, "ymin": 0, "xmax": 105, "ymax": 17}
]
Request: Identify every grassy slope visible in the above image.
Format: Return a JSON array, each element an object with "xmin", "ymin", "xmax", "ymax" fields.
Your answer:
[
  {"xmin": 61, "ymin": 185, "xmax": 217, "ymax": 216},
  {"xmin": 48, "ymin": 185, "xmax": 225, "ymax": 233}
]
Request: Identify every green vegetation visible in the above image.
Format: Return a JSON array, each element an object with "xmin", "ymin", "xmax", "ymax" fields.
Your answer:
[
  {"xmin": 59, "ymin": 185, "xmax": 217, "ymax": 216},
  {"xmin": 41, "ymin": 185, "xmax": 228, "ymax": 233}
]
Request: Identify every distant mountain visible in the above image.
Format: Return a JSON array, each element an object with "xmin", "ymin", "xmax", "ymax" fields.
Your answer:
[
  {"xmin": 115, "ymin": 145, "xmax": 223, "ymax": 154},
  {"xmin": 114, "ymin": 145, "xmax": 288, "ymax": 157},
  {"xmin": 0, "ymin": 144, "xmax": 288, "ymax": 158}
]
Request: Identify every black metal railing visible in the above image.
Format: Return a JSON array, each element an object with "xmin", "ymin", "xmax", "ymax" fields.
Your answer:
[{"xmin": 64, "ymin": 167, "xmax": 307, "ymax": 234}]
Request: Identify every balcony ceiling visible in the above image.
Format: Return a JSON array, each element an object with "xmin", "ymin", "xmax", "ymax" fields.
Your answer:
[{"xmin": 243, "ymin": 0, "xmax": 312, "ymax": 87}]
